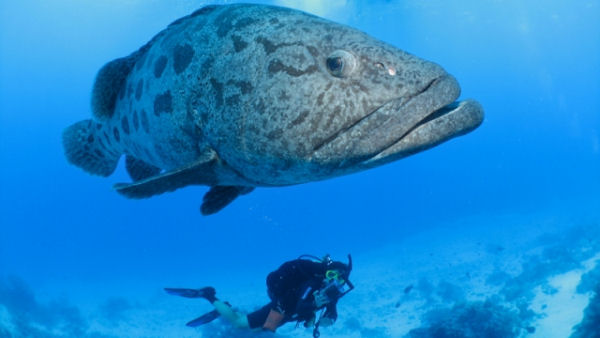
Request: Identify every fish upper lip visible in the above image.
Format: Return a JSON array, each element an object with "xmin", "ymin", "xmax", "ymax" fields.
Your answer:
[
  {"xmin": 311, "ymin": 76, "xmax": 452, "ymax": 155},
  {"xmin": 311, "ymin": 75, "xmax": 461, "ymax": 167}
]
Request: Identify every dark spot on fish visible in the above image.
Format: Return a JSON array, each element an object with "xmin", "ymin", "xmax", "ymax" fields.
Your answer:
[
  {"xmin": 173, "ymin": 43, "xmax": 194, "ymax": 75},
  {"xmin": 278, "ymin": 90, "xmax": 290, "ymax": 101},
  {"xmin": 255, "ymin": 36, "xmax": 277, "ymax": 54},
  {"xmin": 269, "ymin": 18, "xmax": 279, "ymax": 25},
  {"xmin": 306, "ymin": 46, "xmax": 320, "ymax": 58},
  {"xmin": 231, "ymin": 35, "xmax": 248, "ymax": 52},
  {"xmin": 118, "ymin": 87, "xmax": 126, "ymax": 100},
  {"xmin": 135, "ymin": 51, "xmax": 148, "ymax": 71},
  {"xmin": 133, "ymin": 110, "xmax": 139, "ymax": 131},
  {"xmin": 154, "ymin": 91, "xmax": 173, "ymax": 115},
  {"xmin": 210, "ymin": 79, "xmax": 224, "ymax": 107},
  {"xmin": 94, "ymin": 149, "xmax": 105, "ymax": 158},
  {"xmin": 268, "ymin": 59, "xmax": 317, "ymax": 77},
  {"xmin": 255, "ymin": 99, "xmax": 266, "ymax": 115},
  {"xmin": 154, "ymin": 56, "xmax": 168, "ymax": 78},
  {"xmin": 140, "ymin": 109, "xmax": 150, "ymax": 133},
  {"xmin": 288, "ymin": 110, "xmax": 309, "ymax": 128},
  {"xmin": 200, "ymin": 111, "xmax": 209, "ymax": 124},
  {"xmin": 103, "ymin": 131, "xmax": 111, "ymax": 145},
  {"xmin": 127, "ymin": 83, "xmax": 133, "ymax": 98},
  {"xmin": 317, "ymin": 92, "xmax": 325, "ymax": 106},
  {"xmin": 324, "ymin": 106, "xmax": 342, "ymax": 130},
  {"xmin": 267, "ymin": 129, "xmax": 283, "ymax": 140},
  {"xmin": 98, "ymin": 138, "xmax": 107, "ymax": 150},
  {"xmin": 247, "ymin": 124, "xmax": 259, "ymax": 135},
  {"xmin": 113, "ymin": 127, "xmax": 120, "ymax": 142},
  {"xmin": 96, "ymin": 123, "xmax": 102, "ymax": 130},
  {"xmin": 228, "ymin": 80, "xmax": 253, "ymax": 94},
  {"xmin": 200, "ymin": 57, "xmax": 214, "ymax": 77},
  {"xmin": 191, "ymin": 5, "xmax": 219, "ymax": 17},
  {"xmin": 226, "ymin": 94, "xmax": 240, "ymax": 106},
  {"xmin": 87, "ymin": 134, "xmax": 94, "ymax": 143},
  {"xmin": 356, "ymin": 82, "xmax": 371, "ymax": 95},
  {"xmin": 121, "ymin": 116, "xmax": 130, "ymax": 134},
  {"xmin": 214, "ymin": 9, "xmax": 257, "ymax": 38},
  {"xmin": 135, "ymin": 79, "xmax": 144, "ymax": 101}
]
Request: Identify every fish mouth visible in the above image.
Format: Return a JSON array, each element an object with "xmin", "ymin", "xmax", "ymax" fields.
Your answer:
[
  {"xmin": 360, "ymin": 98, "xmax": 484, "ymax": 168},
  {"xmin": 312, "ymin": 75, "xmax": 484, "ymax": 169}
]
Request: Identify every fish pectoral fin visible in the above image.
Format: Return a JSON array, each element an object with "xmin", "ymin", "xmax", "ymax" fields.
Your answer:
[
  {"xmin": 200, "ymin": 185, "xmax": 254, "ymax": 215},
  {"xmin": 114, "ymin": 160, "xmax": 218, "ymax": 199}
]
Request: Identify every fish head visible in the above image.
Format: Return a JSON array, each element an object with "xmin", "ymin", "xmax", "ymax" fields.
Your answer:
[
  {"xmin": 209, "ymin": 5, "xmax": 484, "ymax": 184},
  {"xmin": 305, "ymin": 35, "xmax": 485, "ymax": 172}
]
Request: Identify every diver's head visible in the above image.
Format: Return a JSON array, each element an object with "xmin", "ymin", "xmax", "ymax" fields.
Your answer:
[{"xmin": 322, "ymin": 254, "xmax": 352, "ymax": 280}]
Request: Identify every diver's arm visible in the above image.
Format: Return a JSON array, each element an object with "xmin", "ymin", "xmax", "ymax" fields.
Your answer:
[
  {"xmin": 295, "ymin": 283, "xmax": 320, "ymax": 321},
  {"xmin": 320, "ymin": 301, "xmax": 338, "ymax": 326}
]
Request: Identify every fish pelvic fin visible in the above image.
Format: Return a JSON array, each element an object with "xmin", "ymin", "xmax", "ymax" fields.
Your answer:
[
  {"xmin": 62, "ymin": 119, "xmax": 121, "ymax": 176},
  {"xmin": 201, "ymin": 185, "xmax": 254, "ymax": 215}
]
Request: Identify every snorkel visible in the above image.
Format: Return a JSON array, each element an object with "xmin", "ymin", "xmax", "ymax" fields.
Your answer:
[{"xmin": 340, "ymin": 254, "xmax": 354, "ymax": 297}]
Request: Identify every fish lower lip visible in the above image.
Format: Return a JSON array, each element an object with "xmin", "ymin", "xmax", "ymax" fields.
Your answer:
[
  {"xmin": 362, "ymin": 99, "xmax": 484, "ymax": 166},
  {"xmin": 410, "ymin": 101, "xmax": 461, "ymax": 132}
]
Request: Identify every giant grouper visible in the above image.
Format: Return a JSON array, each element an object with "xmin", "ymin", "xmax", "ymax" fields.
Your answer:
[{"xmin": 63, "ymin": 4, "xmax": 484, "ymax": 215}]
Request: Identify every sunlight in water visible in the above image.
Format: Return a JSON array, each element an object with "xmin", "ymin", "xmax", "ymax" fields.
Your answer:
[{"xmin": 276, "ymin": 0, "xmax": 348, "ymax": 17}]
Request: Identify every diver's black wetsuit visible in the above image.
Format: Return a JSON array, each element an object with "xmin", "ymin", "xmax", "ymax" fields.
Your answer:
[{"xmin": 246, "ymin": 259, "xmax": 338, "ymax": 329}]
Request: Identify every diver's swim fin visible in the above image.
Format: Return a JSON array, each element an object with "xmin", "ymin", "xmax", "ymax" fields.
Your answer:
[
  {"xmin": 186, "ymin": 310, "xmax": 221, "ymax": 327},
  {"xmin": 164, "ymin": 287, "xmax": 215, "ymax": 299}
]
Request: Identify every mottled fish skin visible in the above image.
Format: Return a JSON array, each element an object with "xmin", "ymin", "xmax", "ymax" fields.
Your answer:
[{"xmin": 64, "ymin": 4, "xmax": 483, "ymax": 210}]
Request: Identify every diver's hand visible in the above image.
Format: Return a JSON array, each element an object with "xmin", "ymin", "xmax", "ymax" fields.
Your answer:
[
  {"xmin": 303, "ymin": 313, "xmax": 316, "ymax": 328},
  {"xmin": 319, "ymin": 316, "xmax": 334, "ymax": 327},
  {"xmin": 313, "ymin": 289, "xmax": 331, "ymax": 307}
]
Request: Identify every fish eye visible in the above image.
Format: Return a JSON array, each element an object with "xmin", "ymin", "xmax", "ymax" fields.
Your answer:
[
  {"xmin": 327, "ymin": 57, "xmax": 343, "ymax": 73},
  {"xmin": 326, "ymin": 50, "xmax": 357, "ymax": 78}
]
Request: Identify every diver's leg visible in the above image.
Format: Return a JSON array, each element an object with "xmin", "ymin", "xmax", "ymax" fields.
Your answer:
[{"xmin": 212, "ymin": 300, "xmax": 250, "ymax": 328}]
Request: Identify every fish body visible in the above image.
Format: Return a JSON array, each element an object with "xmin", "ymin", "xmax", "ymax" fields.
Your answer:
[{"xmin": 63, "ymin": 4, "xmax": 484, "ymax": 214}]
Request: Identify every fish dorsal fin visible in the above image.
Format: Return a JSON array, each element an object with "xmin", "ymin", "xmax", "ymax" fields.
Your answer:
[
  {"xmin": 125, "ymin": 155, "xmax": 161, "ymax": 181},
  {"xmin": 91, "ymin": 55, "xmax": 137, "ymax": 121},
  {"xmin": 114, "ymin": 159, "xmax": 219, "ymax": 199},
  {"xmin": 200, "ymin": 186, "xmax": 254, "ymax": 215}
]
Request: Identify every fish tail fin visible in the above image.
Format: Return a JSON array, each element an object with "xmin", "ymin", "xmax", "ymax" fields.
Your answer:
[{"xmin": 62, "ymin": 119, "xmax": 121, "ymax": 176}]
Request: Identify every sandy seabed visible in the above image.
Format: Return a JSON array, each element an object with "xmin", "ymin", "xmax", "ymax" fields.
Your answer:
[{"xmin": 2, "ymin": 198, "xmax": 599, "ymax": 338}]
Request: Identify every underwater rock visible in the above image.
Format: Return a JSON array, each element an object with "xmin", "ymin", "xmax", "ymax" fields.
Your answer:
[
  {"xmin": 570, "ymin": 283, "xmax": 600, "ymax": 338},
  {"xmin": 0, "ymin": 275, "xmax": 87, "ymax": 337},
  {"xmin": 576, "ymin": 261, "xmax": 600, "ymax": 294},
  {"xmin": 407, "ymin": 300, "xmax": 522, "ymax": 338}
]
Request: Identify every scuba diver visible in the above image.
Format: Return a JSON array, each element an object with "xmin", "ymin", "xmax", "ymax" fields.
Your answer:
[{"xmin": 165, "ymin": 254, "xmax": 354, "ymax": 337}]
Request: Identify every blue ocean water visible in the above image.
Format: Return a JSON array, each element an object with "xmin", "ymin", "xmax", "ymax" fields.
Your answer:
[{"xmin": 0, "ymin": 0, "xmax": 599, "ymax": 337}]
